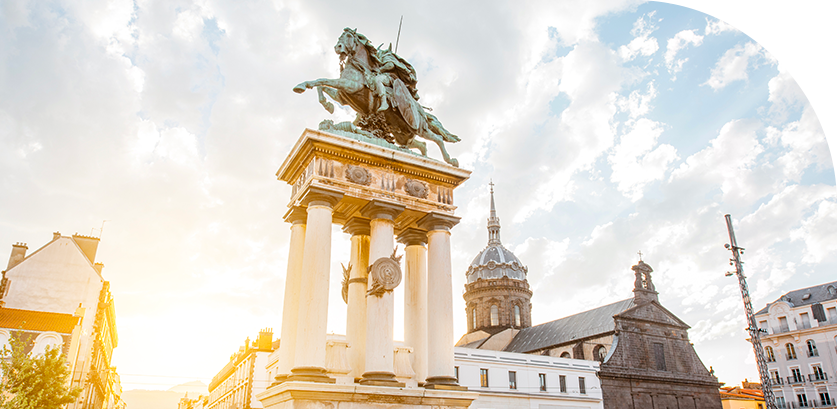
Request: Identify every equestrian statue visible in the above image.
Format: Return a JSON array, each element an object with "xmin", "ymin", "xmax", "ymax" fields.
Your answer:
[{"xmin": 293, "ymin": 28, "xmax": 461, "ymax": 167}]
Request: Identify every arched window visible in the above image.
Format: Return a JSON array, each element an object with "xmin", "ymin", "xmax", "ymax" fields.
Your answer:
[
  {"xmin": 560, "ymin": 351, "xmax": 571, "ymax": 358},
  {"xmin": 806, "ymin": 339, "xmax": 818, "ymax": 357},
  {"xmin": 32, "ymin": 333, "xmax": 63, "ymax": 357},
  {"xmin": 514, "ymin": 305, "xmax": 521, "ymax": 327},
  {"xmin": 765, "ymin": 346, "xmax": 775, "ymax": 362},
  {"xmin": 595, "ymin": 345, "xmax": 607, "ymax": 362},
  {"xmin": 490, "ymin": 305, "xmax": 499, "ymax": 326},
  {"xmin": 472, "ymin": 308, "xmax": 478, "ymax": 330},
  {"xmin": 785, "ymin": 343, "xmax": 797, "ymax": 360}
]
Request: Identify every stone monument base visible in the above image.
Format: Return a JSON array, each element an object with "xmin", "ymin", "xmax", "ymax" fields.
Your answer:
[{"xmin": 257, "ymin": 381, "xmax": 477, "ymax": 409}]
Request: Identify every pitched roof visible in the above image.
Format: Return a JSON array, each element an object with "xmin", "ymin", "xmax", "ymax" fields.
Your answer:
[
  {"xmin": 504, "ymin": 298, "xmax": 635, "ymax": 353},
  {"xmin": 756, "ymin": 280, "xmax": 837, "ymax": 315},
  {"xmin": 0, "ymin": 308, "xmax": 80, "ymax": 333}
]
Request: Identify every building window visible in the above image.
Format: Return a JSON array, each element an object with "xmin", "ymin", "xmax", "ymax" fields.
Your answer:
[
  {"xmin": 471, "ymin": 309, "xmax": 477, "ymax": 329},
  {"xmin": 827, "ymin": 307, "xmax": 837, "ymax": 322},
  {"xmin": 508, "ymin": 371, "xmax": 517, "ymax": 390},
  {"xmin": 538, "ymin": 373, "xmax": 546, "ymax": 391},
  {"xmin": 800, "ymin": 312, "xmax": 811, "ymax": 329},
  {"xmin": 514, "ymin": 305, "xmax": 521, "ymax": 327},
  {"xmin": 786, "ymin": 343, "xmax": 797, "ymax": 360},
  {"xmin": 490, "ymin": 305, "xmax": 499, "ymax": 326},
  {"xmin": 790, "ymin": 368, "xmax": 803, "ymax": 383},
  {"xmin": 653, "ymin": 342, "xmax": 666, "ymax": 371},
  {"xmin": 579, "ymin": 377, "xmax": 586, "ymax": 394},
  {"xmin": 560, "ymin": 351, "xmax": 571, "ymax": 358},
  {"xmin": 765, "ymin": 346, "xmax": 775, "ymax": 362},
  {"xmin": 797, "ymin": 393, "xmax": 809, "ymax": 407},
  {"xmin": 480, "ymin": 368, "xmax": 489, "ymax": 387},
  {"xmin": 820, "ymin": 391, "xmax": 833, "ymax": 406},
  {"xmin": 812, "ymin": 365, "xmax": 826, "ymax": 381},
  {"xmin": 776, "ymin": 396, "xmax": 786, "ymax": 407},
  {"xmin": 779, "ymin": 316, "xmax": 789, "ymax": 332},
  {"xmin": 770, "ymin": 370, "xmax": 781, "ymax": 385},
  {"xmin": 559, "ymin": 375, "xmax": 567, "ymax": 393},
  {"xmin": 595, "ymin": 345, "xmax": 607, "ymax": 362},
  {"xmin": 454, "ymin": 366, "xmax": 459, "ymax": 383},
  {"xmin": 806, "ymin": 339, "xmax": 818, "ymax": 357}
]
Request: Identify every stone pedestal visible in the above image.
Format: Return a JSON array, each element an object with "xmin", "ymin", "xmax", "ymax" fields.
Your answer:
[{"xmin": 269, "ymin": 128, "xmax": 472, "ymax": 407}]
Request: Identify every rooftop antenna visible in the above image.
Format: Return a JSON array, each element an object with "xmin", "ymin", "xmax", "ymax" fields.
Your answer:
[
  {"xmin": 724, "ymin": 214, "xmax": 777, "ymax": 409},
  {"xmin": 91, "ymin": 220, "xmax": 110, "ymax": 239},
  {"xmin": 395, "ymin": 15, "xmax": 403, "ymax": 54}
]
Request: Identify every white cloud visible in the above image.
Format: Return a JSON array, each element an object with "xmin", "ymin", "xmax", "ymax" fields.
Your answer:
[
  {"xmin": 714, "ymin": 0, "xmax": 817, "ymax": 25},
  {"xmin": 767, "ymin": 69, "xmax": 807, "ymax": 122},
  {"xmin": 790, "ymin": 197, "xmax": 837, "ymax": 263},
  {"xmin": 618, "ymin": 12, "xmax": 659, "ymax": 61},
  {"xmin": 704, "ymin": 42, "xmax": 767, "ymax": 90},
  {"xmin": 608, "ymin": 118, "xmax": 678, "ymax": 201},
  {"xmin": 704, "ymin": 17, "xmax": 736, "ymax": 36},
  {"xmin": 664, "ymin": 29, "xmax": 703, "ymax": 77}
]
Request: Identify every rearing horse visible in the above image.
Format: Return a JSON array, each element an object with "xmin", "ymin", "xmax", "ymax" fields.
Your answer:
[{"xmin": 293, "ymin": 28, "xmax": 460, "ymax": 167}]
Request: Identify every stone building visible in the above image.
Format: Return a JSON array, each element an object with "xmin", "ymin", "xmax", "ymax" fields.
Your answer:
[
  {"xmin": 457, "ymin": 186, "xmax": 722, "ymax": 409},
  {"xmin": 755, "ymin": 280, "xmax": 837, "ymax": 408},
  {"xmin": 208, "ymin": 329, "xmax": 277, "ymax": 409},
  {"xmin": 1, "ymin": 232, "xmax": 123, "ymax": 409}
]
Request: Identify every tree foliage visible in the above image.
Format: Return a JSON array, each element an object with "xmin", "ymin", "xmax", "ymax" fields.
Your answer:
[{"xmin": 0, "ymin": 333, "xmax": 82, "ymax": 409}]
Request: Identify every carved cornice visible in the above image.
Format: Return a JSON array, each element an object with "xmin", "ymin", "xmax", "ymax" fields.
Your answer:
[
  {"xmin": 299, "ymin": 186, "xmax": 344, "ymax": 208},
  {"xmin": 359, "ymin": 200, "xmax": 405, "ymax": 221},
  {"xmin": 417, "ymin": 212, "xmax": 460, "ymax": 232},
  {"xmin": 284, "ymin": 207, "xmax": 308, "ymax": 225}
]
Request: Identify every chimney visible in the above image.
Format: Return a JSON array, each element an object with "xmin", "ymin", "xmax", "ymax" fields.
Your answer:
[
  {"xmin": 257, "ymin": 328, "xmax": 274, "ymax": 350},
  {"xmin": 94, "ymin": 263, "xmax": 104, "ymax": 275},
  {"xmin": 7, "ymin": 243, "xmax": 28, "ymax": 270},
  {"xmin": 53, "ymin": 231, "xmax": 61, "ymax": 241},
  {"xmin": 72, "ymin": 234, "xmax": 100, "ymax": 263}
]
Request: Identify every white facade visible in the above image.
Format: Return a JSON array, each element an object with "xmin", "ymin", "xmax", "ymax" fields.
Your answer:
[
  {"xmin": 454, "ymin": 347, "xmax": 603, "ymax": 409},
  {"xmin": 755, "ymin": 285, "xmax": 837, "ymax": 408}
]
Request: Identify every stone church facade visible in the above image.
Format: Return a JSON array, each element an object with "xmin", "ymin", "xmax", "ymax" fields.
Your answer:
[{"xmin": 457, "ymin": 186, "xmax": 722, "ymax": 409}]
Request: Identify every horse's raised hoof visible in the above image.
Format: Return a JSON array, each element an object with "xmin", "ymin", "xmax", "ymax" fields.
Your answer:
[
  {"xmin": 449, "ymin": 158, "xmax": 459, "ymax": 167},
  {"xmin": 293, "ymin": 83, "xmax": 307, "ymax": 94},
  {"xmin": 325, "ymin": 102, "xmax": 334, "ymax": 114}
]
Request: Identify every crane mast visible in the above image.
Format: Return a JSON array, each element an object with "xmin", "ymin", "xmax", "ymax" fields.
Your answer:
[{"xmin": 724, "ymin": 214, "xmax": 776, "ymax": 409}]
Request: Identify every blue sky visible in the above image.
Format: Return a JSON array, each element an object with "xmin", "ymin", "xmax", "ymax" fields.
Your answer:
[{"xmin": 0, "ymin": 0, "xmax": 834, "ymax": 393}]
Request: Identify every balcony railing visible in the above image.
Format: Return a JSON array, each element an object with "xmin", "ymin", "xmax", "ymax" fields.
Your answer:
[
  {"xmin": 771, "ymin": 377, "xmax": 784, "ymax": 386},
  {"xmin": 777, "ymin": 399, "xmax": 837, "ymax": 408},
  {"xmin": 787, "ymin": 375, "xmax": 805, "ymax": 385},
  {"xmin": 808, "ymin": 372, "xmax": 828, "ymax": 382}
]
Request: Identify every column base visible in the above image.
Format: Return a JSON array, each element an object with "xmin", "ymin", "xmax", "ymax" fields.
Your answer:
[
  {"xmin": 359, "ymin": 371, "xmax": 405, "ymax": 387},
  {"xmin": 287, "ymin": 367, "xmax": 336, "ymax": 383},
  {"xmin": 424, "ymin": 376, "xmax": 467, "ymax": 391},
  {"xmin": 271, "ymin": 374, "xmax": 289, "ymax": 386}
]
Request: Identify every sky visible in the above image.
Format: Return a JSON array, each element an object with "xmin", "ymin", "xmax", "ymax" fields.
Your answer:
[{"xmin": 1, "ymin": 0, "xmax": 835, "ymax": 393}]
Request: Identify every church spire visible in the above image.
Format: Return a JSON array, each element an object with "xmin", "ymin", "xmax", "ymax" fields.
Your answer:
[{"xmin": 487, "ymin": 180, "xmax": 501, "ymax": 245}]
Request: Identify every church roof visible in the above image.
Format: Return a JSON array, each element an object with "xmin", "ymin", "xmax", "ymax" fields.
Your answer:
[
  {"xmin": 466, "ymin": 183, "xmax": 528, "ymax": 284},
  {"xmin": 504, "ymin": 298, "xmax": 635, "ymax": 353},
  {"xmin": 755, "ymin": 280, "xmax": 837, "ymax": 315}
]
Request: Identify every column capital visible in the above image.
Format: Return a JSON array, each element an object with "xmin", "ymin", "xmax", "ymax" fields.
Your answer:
[
  {"xmin": 360, "ymin": 200, "xmax": 405, "ymax": 221},
  {"xmin": 299, "ymin": 186, "xmax": 343, "ymax": 208},
  {"xmin": 397, "ymin": 228, "xmax": 428, "ymax": 246},
  {"xmin": 417, "ymin": 212, "xmax": 460, "ymax": 232},
  {"xmin": 343, "ymin": 217, "xmax": 371, "ymax": 236},
  {"xmin": 283, "ymin": 207, "xmax": 308, "ymax": 225}
]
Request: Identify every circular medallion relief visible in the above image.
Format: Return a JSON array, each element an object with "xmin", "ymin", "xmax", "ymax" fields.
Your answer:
[
  {"xmin": 368, "ymin": 256, "xmax": 402, "ymax": 296},
  {"xmin": 345, "ymin": 165, "xmax": 371, "ymax": 185},
  {"xmin": 404, "ymin": 179, "xmax": 429, "ymax": 198}
]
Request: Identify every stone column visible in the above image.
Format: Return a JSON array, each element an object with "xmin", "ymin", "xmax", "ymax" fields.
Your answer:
[
  {"xmin": 274, "ymin": 207, "xmax": 307, "ymax": 383},
  {"xmin": 418, "ymin": 212, "xmax": 464, "ymax": 389},
  {"xmin": 343, "ymin": 217, "xmax": 371, "ymax": 381},
  {"xmin": 397, "ymin": 228, "xmax": 428, "ymax": 385},
  {"xmin": 288, "ymin": 187, "xmax": 342, "ymax": 383},
  {"xmin": 359, "ymin": 200, "xmax": 405, "ymax": 386}
]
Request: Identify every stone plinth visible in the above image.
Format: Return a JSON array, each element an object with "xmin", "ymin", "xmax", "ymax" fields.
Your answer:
[{"xmin": 257, "ymin": 382, "xmax": 477, "ymax": 409}]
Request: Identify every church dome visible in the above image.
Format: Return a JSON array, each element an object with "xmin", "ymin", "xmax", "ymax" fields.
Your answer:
[{"xmin": 465, "ymin": 183, "xmax": 528, "ymax": 284}]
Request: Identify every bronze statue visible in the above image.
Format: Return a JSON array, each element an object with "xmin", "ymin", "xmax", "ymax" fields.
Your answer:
[{"xmin": 293, "ymin": 28, "xmax": 461, "ymax": 167}]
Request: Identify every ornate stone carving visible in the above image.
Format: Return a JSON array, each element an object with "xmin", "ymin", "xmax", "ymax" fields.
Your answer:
[
  {"xmin": 344, "ymin": 165, "xmax": 371, "ymax": 186},
  {"xmin": 341, "ymin": 263, "xmax": 352, "ymax": 304},
  {"xmin": 404, "ymin": 179, "xmax": 429, "ymax": 199},
  {"xmin": 367, "ymin": 248, "xmax": 402, "ymax": 297}
]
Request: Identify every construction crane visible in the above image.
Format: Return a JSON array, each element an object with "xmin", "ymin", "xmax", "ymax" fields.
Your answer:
[{"xmin": 724, "ymin": 214, "xmax": 777, "ymax": 409}]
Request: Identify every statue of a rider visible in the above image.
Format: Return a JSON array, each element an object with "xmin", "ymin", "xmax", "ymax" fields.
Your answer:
[{"xmin": 293, "ymin": 27, "xmax": 461, "ymax": 167}]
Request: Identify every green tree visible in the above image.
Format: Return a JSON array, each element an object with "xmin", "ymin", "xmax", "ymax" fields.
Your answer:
[{"xmin": 0, "ymin": 333, "xmax": 82, "ymax": 409}]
